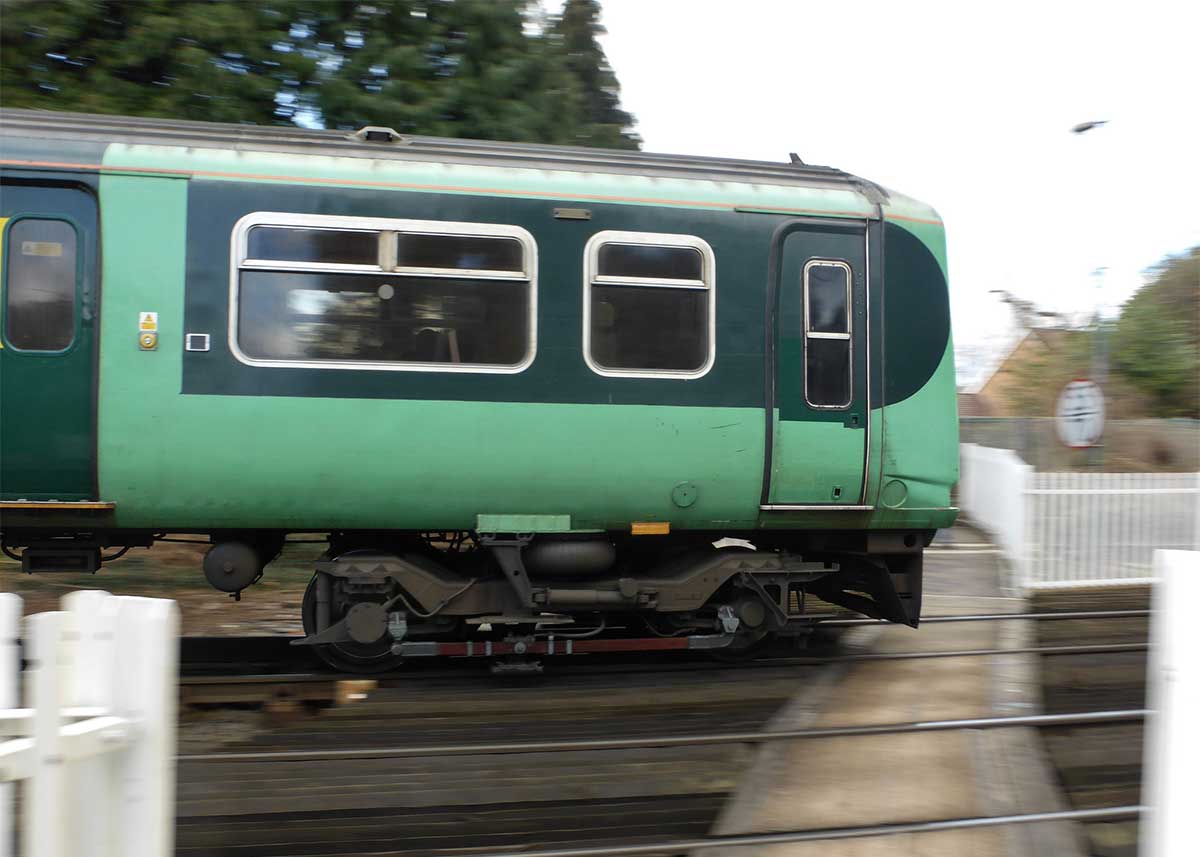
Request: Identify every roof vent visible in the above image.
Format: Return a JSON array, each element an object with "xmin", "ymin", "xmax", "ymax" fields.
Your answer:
[{"xmin": 350, "ymin": 126, "xmax": 407, "ymax": 144}]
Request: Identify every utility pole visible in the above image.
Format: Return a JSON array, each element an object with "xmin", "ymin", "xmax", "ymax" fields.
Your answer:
[
  {"xmin": 1089, "ymin": 267, "xmax": 1109, "ymax": 468},
  {"xmin": 1074, "ymin": 118, "xmax": 1112, "ymax": 469}
]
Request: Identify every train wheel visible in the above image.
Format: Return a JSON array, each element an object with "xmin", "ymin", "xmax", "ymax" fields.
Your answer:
[
  {"xmin": 300, "ymin": 573, "xmax": 404, "ymax": 674},
  {"xmin": 708, "ymin": 631, "xmax": 771, "ymax": 662}
]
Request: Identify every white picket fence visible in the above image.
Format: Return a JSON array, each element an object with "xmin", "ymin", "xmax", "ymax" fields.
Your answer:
[
  {"xmin": 0, "ymin": 591, "xmax": 178, "ymax": 857},
  {"xmin": 960, "ymin": 443, "xmax": 1200, "ymax": 587},
  {"xmin": 956, "ymin": 444, "xmax": 1033, "ymax": 569}
]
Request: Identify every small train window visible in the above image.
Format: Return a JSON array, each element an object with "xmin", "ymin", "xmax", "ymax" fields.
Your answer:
[
  {"xmin": 246, "ymin": 226, "xmax": 380, "ymax": 267},
  {"xmin": 395, "ymin": 233, "xmax": 523, "ymax": 274},
  {"xmin": 803, "ymin": 260, "xmax": 852, "ymax": 408},
  {"xmin": 230, "ymin": 213, "xmax": 536, "ymax": 374},
  {"xmin": 584, "ymin": 231, "xmax": 715, "ymax": 378},
  {"xmin": 3, "ymin": 218, "xmax": 77, "ymax": 352}
]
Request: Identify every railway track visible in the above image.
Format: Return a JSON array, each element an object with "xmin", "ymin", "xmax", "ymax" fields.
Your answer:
[
  {"xmin": 173, "ymin": 605, "xmax": 1147, "ymax": 856},
  {"xmin": 176, "ymin": 656, "xmax": 836, "ymax": 855},
  {"xmin": 176, "ymin": 608, "xmax": 1150, "ymax": 707},
  {"xmin": 1031, "ymin": 587, "xmax": 1150, "ymax": 857}
]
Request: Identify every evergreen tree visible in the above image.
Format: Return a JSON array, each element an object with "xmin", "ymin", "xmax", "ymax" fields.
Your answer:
[
  {"xmin": 554, "ymin": 0, "xmax": 640, "ymax": 149},
  {"xmin": 313, "ymin": 0, "xmax": 589, "ymax": 144},
  {"xmin": 0, "ymin": 0, "xmax": 641, "ymax": 149},
  {"xmin": 0, "ymin": 0, "xmax": 320, "ymax": 124}
]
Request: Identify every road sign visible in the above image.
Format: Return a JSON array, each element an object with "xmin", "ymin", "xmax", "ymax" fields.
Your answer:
[{"xmin": 1055, "ymin": 379, "xmax": 1105, "ymax": 448}]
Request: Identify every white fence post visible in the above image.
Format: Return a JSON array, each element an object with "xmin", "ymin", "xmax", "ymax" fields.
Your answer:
[
  {"xmin": 113, "ymin": 596, "xmax": 180, "ymax": 857},
  {"xmin": 63, "ymin": 591, "xmax": 120, "ymax": 857},
  {"xmin": 1142, "ymin": 549, "xmax": 1200, "ymax": 857},
  {"xmin": 0, "ymin": 594, "xmax": 20, "ymax": 857},
  {"xmin": 25, "ymin": 610, "xmax": 71, "ymax": 857},
  {"xmin": 0, "ymin": 593, "xmax": 178, "ymax": 857}
]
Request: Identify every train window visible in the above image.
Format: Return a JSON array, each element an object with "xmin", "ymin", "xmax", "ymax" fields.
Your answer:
[
  {"xmin": 395, "ymin": 233, "xmax": 523, "ymax": 274},
  {"xmin": 3, "ymin": 218, "xmax": 77, "ymax": 351},
  {"xmin": 597, "ymin": 243, "xmax": 703, "ymax": 282},
  {"xmin": 232, "ymin": 213, "xmax": 536, "ymax": 373},
  {"xmin": 246, "ymin": 227, "xmax": 379, "ymax": 267},
  {"xmin": 803, "ymin": 260, "xmax": 852, "ymax": 408},
  {"xmin": 584, "ymin": 231, "xmax": 715, "ymax": 378},
  {"xmin": 238, "ymin": 271, "xmax": 528, "ymax": 366}
]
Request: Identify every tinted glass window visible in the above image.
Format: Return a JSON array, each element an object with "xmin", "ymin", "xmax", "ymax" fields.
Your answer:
[
  {"xmin": 806, "ymin": 337, "xmax": 850, "ymax": 407},
  {"xmin": 4, "ymin": 219, "xmax": 76, "ymax": 351},
  {"xmin": 808, "ymin": 264, "xmax": 848, "ymax": 333},
  {"xmin": 247, "ymin": 227, "xmax": 378, "ymax": 266},
  {"xmin": 590, "ymin": 284, "xmax": 708, "ymax": 372},
  {"xmin": 597, "ymin": 243, "xmax": 703, "ymax": 280},
  {"xmin": 397, "ymin": 233, "xmax": 523, "ymax": 272},
  {"xmin": 238, "ymin": 271, "xmax": 528, "ymax": 366}
]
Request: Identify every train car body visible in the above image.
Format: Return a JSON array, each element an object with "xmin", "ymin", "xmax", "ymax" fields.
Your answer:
[{"xmin": 0, "ymin": 110, "xmax": 957, "ymax": 670}]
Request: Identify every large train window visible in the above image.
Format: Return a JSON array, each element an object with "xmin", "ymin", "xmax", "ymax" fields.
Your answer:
[
  {"xmin": 803, "ymin": 260, "xmax": 852, "ymax": 408},
  {"xmin": 2, "ymin": 218, "xmax": 78, "ymax": 352},
  {"xmin": 583, "ymin": 231, "xmax": 715, "ymax": 378},
  {"xmin": 231, "ymin": 213, "xmax": 536, "ymax": 373}
]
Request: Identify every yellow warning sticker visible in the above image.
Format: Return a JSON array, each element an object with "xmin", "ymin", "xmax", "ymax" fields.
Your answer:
[{"xmin": 139, "ymin": 312, "xmax": 158, "ymax": 331}]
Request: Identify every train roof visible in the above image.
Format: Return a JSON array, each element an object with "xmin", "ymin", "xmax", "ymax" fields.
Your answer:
[{"xmin": 0, "ymin": 108, "xmax": 942, "ymax": 225}]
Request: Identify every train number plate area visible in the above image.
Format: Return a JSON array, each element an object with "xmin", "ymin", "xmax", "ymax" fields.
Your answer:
[{"xmin": 396, "ymin": 633, "xmax": 733, "ymax": 658}]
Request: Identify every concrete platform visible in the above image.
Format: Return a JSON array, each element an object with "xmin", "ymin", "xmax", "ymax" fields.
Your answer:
[{"xmin": 703, "ymin": 524, "xmax": 1087, "ymax": 857}]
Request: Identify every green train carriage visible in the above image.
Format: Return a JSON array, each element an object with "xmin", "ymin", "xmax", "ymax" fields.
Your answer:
[{"xmin": 0, "ymin": 110, "xmax": 958, "ymax": 670}]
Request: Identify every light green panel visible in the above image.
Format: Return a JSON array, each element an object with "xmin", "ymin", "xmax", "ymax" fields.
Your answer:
[
  {"xmin": 106, "ymin": 395, "xmax": 766, "ymax": 530},
  {"xmin": 881, "ymin": 190, "xmax": 943, "ymax": 228},
  {"xmin": 879, "ymin": 213, "xmax": 958, "ymax": 515},
  {"xmin": 96, "ymin": 174, "xmax": 189, "ymax": 508},
  {"xmin": 476, "ymin": 514, "xmax": 574, "ymax": 533},
  {"xmin": 864, "ymin": 407, "xmax": 885, "ymax": 506},
  {"xmin": 103, "ymin": 143, "xmax": 877, "ymax": 217},
  {"xmin": 769, "ymin": 419, "xmax": 865, "ymax": 504},
  {"xmin": 878, "ymin": 339, "xmax": 959, "ymax": 510}
]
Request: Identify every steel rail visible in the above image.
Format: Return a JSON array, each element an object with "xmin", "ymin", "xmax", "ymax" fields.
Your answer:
[
  {"xmin": 801, "ymin": 643, "xmax": 1147, "ymax": 662},
  {"xmin": 822, "ymin": 608, "xmax": 1151, "ymax": 626},
  {"xmin": 177, "ymin": 707, "xmax": 1146, "ymax": 763},
  {"xmin": 353, "ymin": 806, "xmax": 1144, "ymax": 857},
  {"xmin": 753, "ymin": 641, "xmax": 1148, "ymax": 668},
  {"xmin": 181, "ymin": 672, "xmax": 346, "ymax": 685},
  {"xmin": 178, "ymin": 640, "xmax": 1148, "ymax": 685}
]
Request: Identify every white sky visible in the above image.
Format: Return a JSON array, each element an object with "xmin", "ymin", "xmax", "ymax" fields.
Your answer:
[{"xmin": 563, "ymin": 0, "xmax": 1199, "ymax": 382}]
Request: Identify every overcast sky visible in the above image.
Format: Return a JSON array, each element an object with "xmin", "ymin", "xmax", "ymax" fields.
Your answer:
[{"xmin": 572, "ymin": 0, "xmax": 1199, "ymax": 381}]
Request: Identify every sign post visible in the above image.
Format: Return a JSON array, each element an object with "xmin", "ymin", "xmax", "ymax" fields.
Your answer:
[{"xmin": 1054, "ymin": 379, "xmax": 1104, "ymax": 458}]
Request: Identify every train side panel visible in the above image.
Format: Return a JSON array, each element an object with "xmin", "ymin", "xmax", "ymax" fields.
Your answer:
[
  {"xmin": 96, "ymin": 169, "xmax": 774, "ymax": 531},
  {"xmin": 874, "ymin": 217, "xmax": 958, "ymax": 525}
]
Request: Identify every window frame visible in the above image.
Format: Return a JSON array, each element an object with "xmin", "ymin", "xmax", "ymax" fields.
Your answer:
[
  {"xmin": 802, "ymin": 258, "xmax": 853, "ymax": 409},
  {"xmin": 582, "ymin": 230, "xmax": 716, "ymax": 380},
  {"xmin": 1, "ymin": 215, "xmax": 82, "ymax": 354},
  {"xmin": 228, "ymin": 211, "xmax": 537, "ymax": 374}
]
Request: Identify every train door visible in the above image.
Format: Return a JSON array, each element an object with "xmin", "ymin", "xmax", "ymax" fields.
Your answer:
[
  {"xmin": 764, "ymin": 220, "xmax": 869, "ymax": 507},
  {"xmin": 0, "ymin": 182, "xmax": 99, "ymax": 500}
]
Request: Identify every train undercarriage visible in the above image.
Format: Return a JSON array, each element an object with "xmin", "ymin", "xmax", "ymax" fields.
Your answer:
[{"xmin": 3, "ymin": 529, "xmax": 927, "ymax": 673}]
